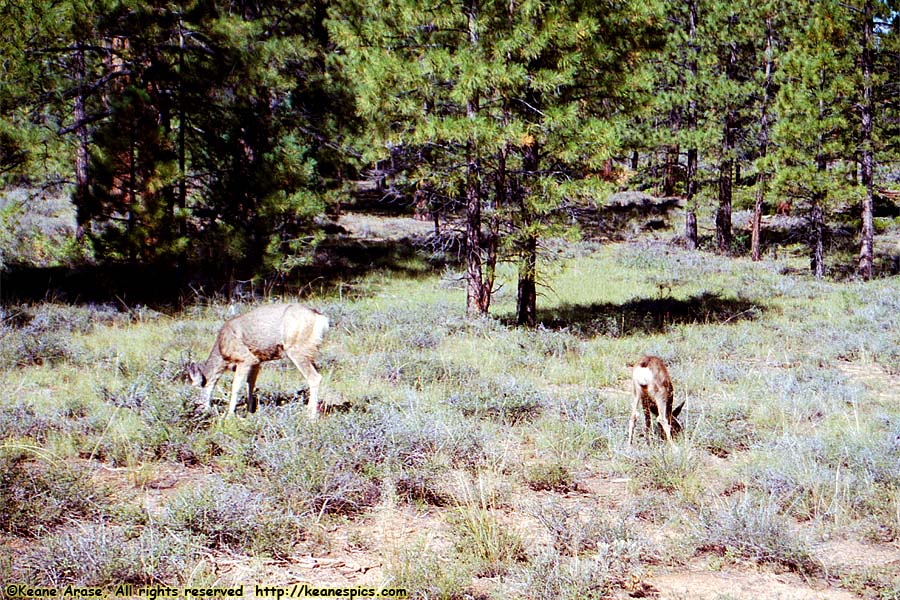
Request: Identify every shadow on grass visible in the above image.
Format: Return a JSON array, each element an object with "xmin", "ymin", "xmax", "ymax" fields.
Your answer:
[
  {"xmin": 574, "ymin": 193, "xmax": 683, "ymax": 241},
  {"xmin": 0, "ymin": 234, "xmax": 451, "ymax": 307},
  {"xmin": 536, "ymin": 292, "xmax": 763, "ymax": 337}
]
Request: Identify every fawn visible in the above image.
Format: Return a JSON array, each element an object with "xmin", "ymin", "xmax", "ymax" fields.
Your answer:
[{"xmin": 627, "ymin": 355, "xmax": 684, "ymax": 447}]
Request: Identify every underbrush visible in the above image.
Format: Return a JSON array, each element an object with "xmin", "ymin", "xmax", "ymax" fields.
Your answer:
[
  {"xmin": 690, "ymin": 493, "xmax": 821, "ymax": 576},
  {"xmin": 0, "ymin": 450, "xmax": 109, "ymax": 537},
  {"xmin": 164, "ymin": 477, "xmax": 299, "ymax": 556},
  {"xmin": 3, "ymin": 238, "xmax": 899, "ymax": 596},
  {"xmin": 14, "ymin": 525, "xmax": 198, "ymax": 586}
]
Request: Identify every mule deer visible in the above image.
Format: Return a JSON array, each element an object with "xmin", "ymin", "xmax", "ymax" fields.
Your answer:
[
  {"xmin": 627, "ymin": 356, "xmax": 684, "ymax": 447},
  {"xmin": 187, "ymin": 303, "xmax": 329, "ymax": 419}
]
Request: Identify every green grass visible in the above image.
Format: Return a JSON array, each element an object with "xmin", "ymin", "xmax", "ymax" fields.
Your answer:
[{"xmin": 3, "ymin": 235, "xmax": 900, "ymax": 597}]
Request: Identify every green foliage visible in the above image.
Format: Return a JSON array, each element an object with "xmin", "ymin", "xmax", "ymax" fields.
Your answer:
[
  {"xmin": 448, "ymin": 474, "xmax": 526, "ymax": 577},
  {"xmin": 164, "ymin": 477, "xmax": 299, "ymax": 556},
  {"xmin": 0, "ymin": 451, "xmax": 109, "ymax": 537},
  {"xmin": 692, "ymin": 493, "xmax": 821, "ymax": 575},
  {"xmin": 515, "ymin": 512, "xmax": 656, "ymax": 600},
  {"xmin": 772, "ymin": 0, "xmax": 856, "ymax": 198},
  {"xmin": 0, "ymin": 189, "xmax": 83, "ymax": 268},
  {"xmin": 2, "ymin": 0, "xmax": 353, "ymax": 274},
  {"xmin": 332, "ymin": 0, "xmax": 662, "ymax": 319},
  {"xmin": 15, "ymin": 525, "xmax": 198, "ymax": 587},
  {"xmin": 385, "ymin": 539, "xmax": 475, "ymax": 599}
]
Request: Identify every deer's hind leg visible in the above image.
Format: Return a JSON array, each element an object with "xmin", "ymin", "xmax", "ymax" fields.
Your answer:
[
  {"xmin": 246, "ymin": 364, "xmax": 261, "ymax": 413},
  {"xmin": 628, "ymin": 382, "xmax": 646, "ymax": 446},
  {"xmin": 652, "ymin": 391, "xmax": 676, "ymax": 446}
]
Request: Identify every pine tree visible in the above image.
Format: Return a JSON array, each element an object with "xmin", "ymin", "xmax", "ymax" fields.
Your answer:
[
  {"xmin": 331, "ymin": 0, "xmax": 502, "ymax": 315},
  {"xmin": 648, "ymin": 0, "xmax": 761, "ymax": 254},
  {"xmin": 702, "ymin": 0, "xmax": 765, "ymax": 256},
  {"xmin": 849, "ymin": 0, "xmax": 898, "ymax": 279},
  {"xmin": 749, "ymin": 8, "xmax": 777, "ymax": 261},
  {"xmin": 772, "ymin": 0, "xmax": 856, "ymax": 278},
  {"xmin": 3, "ymin": 0, "xmax": 348, "ymax": 276},
  {"xmin": 334, "ymin": 0, "xmax": 662, "ymax": 322},
  {"xmin": 500, "ymin": 0, "xmax": 662, "ymax": 325},
  {"xmin": 650, "ymin": 0, "xmax": 706, "ymax": 248}
]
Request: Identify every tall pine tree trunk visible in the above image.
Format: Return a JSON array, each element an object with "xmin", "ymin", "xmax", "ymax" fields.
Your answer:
[
  {"xmin": 752, "ymin": 21, "xmax": 774, "ymax": 261},
  {"xmin": 663, "ymin": 144, "xmax": 679, "ymax": 197},
  {"xmin": 685, "ymin": 148, "xmax": 698, "ymax": 249},
  {"xmin": 128, "ymin": 122, "xmax": 138, "ymax": 263},
  {"xmin": 465, "ymin": 136, "xmax": 488, "ymax": 315},
  {"xmin": 177, "ymin": 18, "xmax": 188, "ymax": 274},
  {"xmin": 858, "ymin": 0, "xmax": 875, "ymax": 279},
  {"xmin": 74, "ymin": 40, "xmax": 90, "ymax": 240},
  {"xmin": 464, "ymin": 1, "xmax": 490, "ymax": 315},
  {"xmin": 716, "ymin": 39, "xmax": 738, "ymax": 255},
  {"xmin": 516, "ymin": 143, "xmax": 539, "ymax": 327},
  {"xmin": 684, "ymin": 0, "xmax": 699, "ymax": 250},
  {"xmin": 716, "ymin": 151, "xmax": 733, "ymax": 254},
  {"xmin": 663, "ymin": 109, "xmax": 681, "ymax": 198},
  {"xmin": 751, "ymin": 182, "xmax": 765, "ymax": 260},
  {"xmin": 810, "ymin": 198, "xmax": 826, "ymax": 278},
  {"xmin": 810, "ymin": 151, "xmax": 827, "ymax": 278},
  {"xmin": 517, "ymin": 233, "xmax": 537, "ymax": 327}
]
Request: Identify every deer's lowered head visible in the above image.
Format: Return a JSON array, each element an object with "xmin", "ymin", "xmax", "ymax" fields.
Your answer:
[{"xmin": 188, "ymin": 303, "xmax": 329, "ymax": 419}]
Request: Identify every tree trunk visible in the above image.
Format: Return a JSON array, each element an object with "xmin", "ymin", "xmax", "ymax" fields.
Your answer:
[
  {"xmin": 177, "ymin": 18, "xmax": 188, "ymax": 275},
  {"xmin": 178, "ymin": 20, "xmax": 187, "ymax": 232},
  {"xmin": 716, "ymin": 154, "xmax": 733, "ymax": 254},
  {"xmin": 858, "ymin": 0, "xmax": 875, "ymax": 280},
  {"xmin": 464, "ymin": 2, "xmax": 489, "ymax": 316},
  {"xmin": 716, "ymin": 39, "xmax": 738, "ymax": 255},
  {"xmin": 74, "ymin": 40, "xmax": 90, "ymax": 239},
  {"xmin": 684, "ymin": 147, "xmax": 698, "ymax": 249},
  {"xmin": 810, "ymin": 199, "xmax": 826, "ymax": 278},
  {"xmin": 516, "ymin": 142, "xmax": 540, "ymax": 327},
  {"xmin": 684, "ymin": 1, "xmax": 699, "ymax": 251},
  {"xmin": 465, "ymin": 137, "xmax": 488, "ymax": 315},
  {"xmin": 128, "ymin": 120, "xmax": 138, "ymax": 263},
  {"xmin": 810, "ymin": 148, "xmax": 828, "ymax": 278},
  {"xmin": 517, "ymin": 233, "xmax": 537, "ymax": 327},
  {"xmin": 663, "ymin": 143, "xmax": 679, "ymax": 197},
  {"xmin": 750, "ymin": 182, "xmax": 765, "ymax": 261},
  {"xmin": 752, "ymin": 20, "xmax": 774, "ymax": 262}
]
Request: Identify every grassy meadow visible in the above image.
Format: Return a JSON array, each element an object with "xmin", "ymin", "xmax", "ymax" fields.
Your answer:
[{"xmin": 2, "ymin": 219, "xmax": 900, "ymax": 599}]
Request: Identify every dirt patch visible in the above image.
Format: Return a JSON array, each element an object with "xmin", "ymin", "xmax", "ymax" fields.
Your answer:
[
  {"xmin": 815, "ymin": 538, "xmax": 900, "ymax": 571},
  {"xmin": 645, "ymin": 565, "xmax": 859, "ymax": 600},
  {"xmin": 92, "ymin": 461, "xmax": 221, "ymax": 517},
  {"xmin": 209, "ymin": 502, "xmax": 452, "ymax": 587},
  {"xmin": 835, "ymin": 359, "xmax": 899, "ymax": 402}
]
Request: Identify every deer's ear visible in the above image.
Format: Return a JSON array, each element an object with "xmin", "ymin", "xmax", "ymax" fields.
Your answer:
[{"xmin": 187, "ymin": 363, "xmax": 207, "ymax": 387}]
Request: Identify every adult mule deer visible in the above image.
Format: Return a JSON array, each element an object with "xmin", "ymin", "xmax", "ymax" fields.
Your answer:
[
  {"xmin": 188, "ymin": 303, "xmax": 329, "ymax": 419},
  {"xmin": 627, "ymin": 356, "xmax": 684, "ymax": 447}
]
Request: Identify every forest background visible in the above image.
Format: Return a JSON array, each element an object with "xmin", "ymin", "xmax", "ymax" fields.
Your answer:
[{"xmin": 2, "ymin": 0, "xmax": 900, "ymax": 317}]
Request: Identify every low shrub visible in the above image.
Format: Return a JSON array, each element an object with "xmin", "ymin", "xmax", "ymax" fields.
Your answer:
[
  {"xmin": 384, "ymin": 539, "xmax": 474, "ymax": 600},
  {"xmin": 448, "ymin": 377, "xmax": 545, "ymax": 425},
  {"xmin": 0, "ymin": 451, "xmax": 109, "ymax": 537},
  {"xmin": 164, "ymin": 477, "xmax": 299, "ymax": 556},
  {"xmin": 15, "ymin": 524, "xmax": 197, "ymax": 586},
  {"xmin": 691, "ymin": 493, "xmax": 820, "ymax": 575}
]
